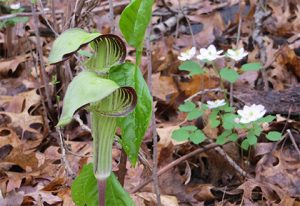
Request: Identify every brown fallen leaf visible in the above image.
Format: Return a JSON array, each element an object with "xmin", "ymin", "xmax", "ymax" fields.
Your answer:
[
  {"xmin": 135, "ymin": 192, "xmax": 179, "ymax": 206},
  {"xmin": 0, "ymin": 54, "xmax": 30, "ymax": 76},
  {"xmin": 152, "ymin": 73, "xmax": 178, "ymax": 103}
]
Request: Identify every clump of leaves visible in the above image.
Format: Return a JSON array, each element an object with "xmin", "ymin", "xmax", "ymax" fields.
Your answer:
[{"xmin": 172, "ymin": 45, "xmax": 282, "ymax": 149}]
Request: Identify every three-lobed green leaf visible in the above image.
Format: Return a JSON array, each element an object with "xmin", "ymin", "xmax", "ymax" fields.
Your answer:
[
  {"xmin": 179, "ymin": 61, "xmax": 204, "ymax": 76},
  {"xmin": 220, "ymin": 67, "xmax": 240, "ymax": 83},
  {"xmin": 241, "ymin": 62, "xmax": 262, "ymax": 71},
  {"xmin": 266, "ymin": 131, "xmax": 282, "ymax": 141}
]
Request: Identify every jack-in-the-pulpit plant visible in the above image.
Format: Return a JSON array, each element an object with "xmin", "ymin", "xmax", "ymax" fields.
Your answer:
[
  {"xmin": 173, "ymin": 44, "xmax": 282, "ymax": 149},
  {"xmin": 48, "ymin": 28, "xmax": 150, "ymax": 206}
]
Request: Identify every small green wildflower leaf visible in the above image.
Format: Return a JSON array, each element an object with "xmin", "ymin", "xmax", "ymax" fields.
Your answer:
[
  {"xmin": 220, "ymin": 67, "xmax": 240, "ymax": 83},
  {"xmin": 253, "ymin": 124, "xmax": 262, "ymax": 136},
  {"xmin": 187, "ymin": 109, "xmax": 203, "ymax": 121},
  {"xmin": 189, "ymin": 130, "xmax": 205, "ymax": 144},
  {"xmin": 209, "ymin": 110, "xmax": 220, "ymax": 128},
  {"xmin": 179, "ymin": 60, "xmax": 204, "ymax": 76},
  {"xmin": 241, "ymin": 139, "xmax": 250, "ymax": 150},
  {"xmin": 216, "ymin": 130, "xmax": 232, "ymax": 145},
  {"xmin": 179, "ymin": 101, "xmax": 196, "ymax": 112},
  {"xmin": 172, "ymin": 128, "xmax": 190, "ymax": 141},
  {"xmin": 210, "ymin": 119, "xmax": 220, "ymax": 128},
  {"xmin": 181, "ymin": 125, "xmax": 198, "ymax": 131},
  {"xmin": 247, "ymin": 133, "xmax": 257, "ymax": 145},
  {"xmin": 228, "ymin": 133, "xmax": 238, "ymax": 141},
  {"xmin": 222, "ymin": 113, "xmax": 238, "ymax": 130},
  {"xmin": 266, "ymin": 131, "xmax": 282, "ymax": 141},
  {"xmin": 241, "ymin": 62, "xmax": 262, "ymax": 71},
  {"xmin": 257, "ymin": 115, "xmax": 275, "ymax": 123}
]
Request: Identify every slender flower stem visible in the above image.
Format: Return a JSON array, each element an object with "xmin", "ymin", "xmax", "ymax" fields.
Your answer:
[{"xmin": 98, "ymin": 179, "xmax": 106, "ymax": 206}]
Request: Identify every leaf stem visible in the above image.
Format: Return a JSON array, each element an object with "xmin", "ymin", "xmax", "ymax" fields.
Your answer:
[{"xmin": 98, "ymin": 179, "xmax": 106, "ymax": 206}]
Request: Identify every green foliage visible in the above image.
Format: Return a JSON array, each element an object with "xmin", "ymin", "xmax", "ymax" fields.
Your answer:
[
  {"xmin": 266, "ymin": 131, "xmax": 282, "ymax": 141},
  {"xmin": 179, "ymin": 60, "xmax": 204, "ymax": 76},
  {"xmin": 71, "ymin": 163, "xmax": 135, "ymax": 206},
  {"xmin": 57, "ymin": 71, "xmax": 120, "ymax": 127},
  {"xmin": 241, "ymin": 62, "xmax": 262, "ymax": 71},
  {"xmin": 48, "ymin": 28, "xmax": 100, "ymax": 64},
  {"xmin": 172, "ymin": 126, "xmax": 205, "ymax": 144},
  {"xmin": 110, "ymin": 62, "xmax": 152, "ymax": 165},
  {"xmin": 179, "ymin": 101, "xmax": 196, "ymax": 112},
  {"xmin": 119, "ymin": 0, "xmax": 154, "ymax": 52},
  {"xmin": 0, "ymin": 16, "xmax": 28, "ymax": 29},
  {"xmin": 220, "ymin": 67, "xmax": 239, "ymax": 83}
]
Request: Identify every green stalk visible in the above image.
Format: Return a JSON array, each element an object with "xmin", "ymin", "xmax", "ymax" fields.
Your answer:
[{"xmin": 91, "ymin": 89, "xmax": 120, "ymax": 206}]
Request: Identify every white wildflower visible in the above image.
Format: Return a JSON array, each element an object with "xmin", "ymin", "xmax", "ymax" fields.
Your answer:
[
  {"xmin": 10, "ymin": 3, "xmax": 21, "ymax": 10},
  {"xmin": 196, "ymin": 45, "xmax": 223, "ymax": 62},
  {"xmin": 207, "ymin": 99, "xmax": 226, "ymax": 109},
  {"xmin": 226, "ymin": 48, "xmax": 248, "ymax": 61},
  {"xmin": 178, "ymin": 47, "xmax": 196, "ymax": 61},
  {"xmin": 237, "ymin": 104, "xmax": 266, "ymax": 124}
]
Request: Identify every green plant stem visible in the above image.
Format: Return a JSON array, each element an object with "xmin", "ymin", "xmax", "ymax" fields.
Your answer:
[
  {"xmin": 212, "ymin": 63, "xmax": 228, "ymax": 102},
  {"xmin": 136, "ymin": 49, "xmax": 142, "ymax": 66},
  {"xmin": 91, "ymin": 93, "xmax": 118, "ymax": 206},
  {"xmin": 92, "ymin": 113, "xmax": 117, "ymax": 180},
  {"xmin": 98, "ymin": 179, "xmax": 106, "ymax": 206}
]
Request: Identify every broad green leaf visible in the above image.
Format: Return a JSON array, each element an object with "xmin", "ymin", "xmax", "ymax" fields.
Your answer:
[
  {"xmin": 187, "ymin": 109, "xmax": 203, "ymax": 120},
  {"xmin": 189, "ymin": 130, "xmax": 205, "ymax": 144},
  {"xmin": 222, "ymin": 113, "xmax": 238, "ymax": 130},
  {"xmin": 49, "ymin": 28, "xmax": 100, "ymax": 64},
  {"xmin": 266, "ymin": 131, "xmax": 282, "ymax": 141},
  {"xmin": 110, "ymin": 63, "xmax": 152, "ymax": 165},
  {"xmin": 241, "ymin": 62, "xmax": 262, "ymax": 71},
  {"xmin": 119, "ymin": 0, "xmax": 154, "ymax": 51},
  {"xmin": 228, "ymin": 133, "xmax": 238, "ymax": 141},
  {"xmin": 179, "ymin": 101, "xmax": 196, "ymax": 112},
  {"xmin": 216, "ymin": 130, "xmax": 232, "ymax": 145},
  {"xmin": 71, "ymin": 163, "xmax": 135, "ymax": 206},
  {"xmin": 172, "ymin": 128, "xmax": 190, "ymax": 141},
  {"xmin": 220, "ymin": 67, "xmax": 239, "ymax": 83},
  {"xmin": 241, "ymin": 139, "xmax": 250, "ymax": 150},
  {"xmin": 209, "ymin": 110, "xmax": 220, "ymax": 128},
  {"xmin": 57, "ymin": 71, "xmax": 119, "ymax": 127},
  {"xmin": 257, "ymin": 115, "xmax": 275, "ymax": 123},
  {"xmin": 181, "ymin": 125, "xmax": 198, "ymax": 131},
  {"xmin": 253, "ymin": 124, "xmax": 262, "ymax": 136},
  {"xmin": 85, "ymin": 34, "xmax": 126, "ymax": 72},
  {"xmin": 179, "ymin": 61, "xmax": 204, "ymax": 76},
  {"xmin": 247, "ymin": 133, "xmax": 257, "ymax": 145}
]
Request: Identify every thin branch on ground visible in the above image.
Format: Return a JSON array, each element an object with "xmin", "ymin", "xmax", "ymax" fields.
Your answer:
[
  {"xmin": 185, "ymin": 88, "xmax": 224, "ymax": 102},
  {"xmin": 116, "ymin": 149, "xmax": 128, "ymax": 186},
  {"xmin": 31, "ymin": 2, "xmax": 53, "ymax": 111},
  {"xmin": 56, "ymin": 128, "xmax": 76, "ymax": 178},
  {"xmin": 130, "ymin": 142, "xmax": 221, "ymax": 193},
  {"xmin": 146, "ymin": 25, "xmax": 161, "ymax": 206},
  {"xmin": 108, "ymin": 0, "xmax": 115, "ymax": 33},
  {"xmin": 38, "ymin": 0, "xmax": 59, "ymax": 36},
  {"xmin": 73, "ymin": 114, "xmax": 92, "ymax": 133},
  {"xmin": 253, "ymin": 0, "xmax": 270, "ymax": 91},
  {"xmin": 212, "ymin": 142, "xmax": 247, "ymax": 177},
  {"xmin": 287, "ymin": 129, "xmax": 300, "ymax": 158}
]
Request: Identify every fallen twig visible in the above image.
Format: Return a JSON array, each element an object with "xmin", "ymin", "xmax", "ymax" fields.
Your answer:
[{"xmin": 130, "ymin": 142, "xmax": 220, "ymax": 193}]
